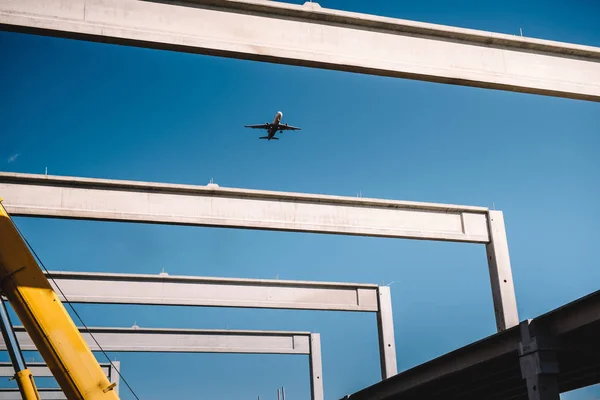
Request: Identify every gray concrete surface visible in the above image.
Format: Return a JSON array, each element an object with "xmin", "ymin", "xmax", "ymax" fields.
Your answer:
[
  {"xmin": 0, "ymin": 327, "xmax": 324, "ymax": 400},
  {"xmin": 38, "ymin": 270, "xmax": 397, "ymax": 378},
  {"xmin": 0, "ymin": 389, "xmax": 67, "ymax": 400},
  {"xmin": 1, "ymin": 0, "xmax": 599, "ymax": 101},
  {"xmin": 0, "ymin": 172, "xmax": 490, "ymax": 243},
  {"xmin": 0, "ymin": 361, "xmax": 120, "ymax": 397},
  {"xmin": 0, "ymin": 171, "xmax": 519, "ymax": 334}
]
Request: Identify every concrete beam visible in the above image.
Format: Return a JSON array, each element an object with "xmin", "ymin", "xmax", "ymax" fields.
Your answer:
[
  {"xmin": 0, "ymin": 172, "xmax": 490, "ymax": 243},
  {"xmin": 2, "ymin": 327, "xmax": 311, "ymax": 354},
  {"xmin": 0, "ymin": 171, "xmax": 520, "ymax": 334},
  {"xmin": 1, "ymin": 0, "xmax": 599, "ymax": 101},
  {"xmin": 0, "ymin": 389, "xmax": 66, "ymax": 400},
  {"xmin": 0, "ymin": 327, "xmax": 323, "ymax": 400},
  {"xmin": 309, "ymin": 333, "xmax": 324, "ymax": 400},
  {"xmin": 42, "ymin": 270, "xmax": 379, "ymax": 312},
  {"xmin": 342, "ymin": 289, "xmax": 600, "ymax": 399},
  {"xmin": 536, "ymin": 287, "xmax": 600, "ymax": 336},
  {"xmin": 38, "ymin": 269, "xmax": 397, "ymax": 380},
  {"xmin": 0, "ymin": 361, "xmax": 112, "ymax": 377},
  {"xmin": 376, "ymin": 286, "xmax": 397, "ymax": 379},
  {"xmin": 38, "ymin": 270, "xmax": 396, "ymax": 378},
  {"xmin": 486, "ymin": 210, "xmax": 519, "ymax": 331},
  {"xmin": 0, "ymin": 361, "xmax": 121, "ymax": 397}
]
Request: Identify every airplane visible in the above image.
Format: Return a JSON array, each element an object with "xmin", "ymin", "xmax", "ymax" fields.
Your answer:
[{"xmin": 244, "ymin": 111, "xmax": 301, "ymax": 140}]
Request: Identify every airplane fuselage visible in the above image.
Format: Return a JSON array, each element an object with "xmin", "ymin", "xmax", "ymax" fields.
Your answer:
[{"xmin": 266, "ymin": 111, "xmax": 283, "ymax": 140}]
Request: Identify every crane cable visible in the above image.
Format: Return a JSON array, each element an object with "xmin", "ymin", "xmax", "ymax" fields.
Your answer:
[{"xmin": 11, "ymin": 220, "xmax": 142, "ymax": 400}]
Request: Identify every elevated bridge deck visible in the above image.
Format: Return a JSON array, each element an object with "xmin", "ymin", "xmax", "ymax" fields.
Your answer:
[{"xmin": 343, "ymin": 289, "xmax": 600, "ymax": 400}]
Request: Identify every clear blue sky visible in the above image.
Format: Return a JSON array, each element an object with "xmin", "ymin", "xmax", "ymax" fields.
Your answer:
[{"xmin": 1, "ymin": 0, "xmax": 599, "ymax": 399}]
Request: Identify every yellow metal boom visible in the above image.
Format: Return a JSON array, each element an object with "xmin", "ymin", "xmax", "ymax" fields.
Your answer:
[
  {"xmin": 14, "ymin": 369, "xmax": 41, "ymax": 400},
  {"xmin": 0, "ymin": 201, "xmax": 119, "ymax": 400}
]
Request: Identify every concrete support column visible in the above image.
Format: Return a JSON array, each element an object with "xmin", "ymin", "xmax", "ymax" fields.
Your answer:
[
  {"xmin": 108, "ymin": 361, "xmax": 120, "ymax": 396},
  {"xmin": 486, "ymin": 210, "xmax": 520, "ymax": 331},
  {"xmin": 518, "ymin": 320, "xmax": 560, "ymax": 400},
  {"xmin": 377, "ymin": 286, "xmax": 398, "ymax": 379},
  {"xmin": 309, "ymin": 333, "xmax": 324, "ymax": 400}
]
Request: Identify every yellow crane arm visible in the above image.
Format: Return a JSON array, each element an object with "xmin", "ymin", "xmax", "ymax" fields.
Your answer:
[{"xmin": 0, "ymin": 201, "xmax": 119, "ymax": 400}]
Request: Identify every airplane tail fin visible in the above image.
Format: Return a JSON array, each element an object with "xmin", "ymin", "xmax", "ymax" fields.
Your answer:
[{"xmin": 259, "ymin": 136, "xmax": 278, "ymax": 140}]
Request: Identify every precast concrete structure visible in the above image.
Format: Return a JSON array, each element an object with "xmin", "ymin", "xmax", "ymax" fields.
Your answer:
[
  {"xmin": 1, "ymin": 1, "xmax": 598, "ymax": 398},
  {"xmin": 0, "ymin": 327, "xmax": 324, "ymax": 400},
  {"xmin": 0, "ymin": 171, "xmax": 519, "ymax": 340},
  {"xmin": 35, "ymin": 270, "xmax": 397, "ymax": 380},
  {"xmin": 0, "ymin": 0, "xmax": 599, "ymax": 101},
  {"xmin": 0, "ymin": 362, "xmax": 121, "ymax": 399},
  {"xmin": 342, "ymin": 288, "xmax": 600, "ymax": 400},
  {"xmin": 0, "ymin": 389, "xmax": 71, "ymax": 400}
]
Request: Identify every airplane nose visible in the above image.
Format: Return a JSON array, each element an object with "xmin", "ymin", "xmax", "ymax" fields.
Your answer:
[{"xmin": 277, "ymin": 111, "xmax": 283, "ymax": 118}]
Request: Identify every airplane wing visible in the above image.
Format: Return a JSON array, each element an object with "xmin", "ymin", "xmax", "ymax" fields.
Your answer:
[
  {"xmin": 244, "ymin": 123, "xmax": 270, "ymax": 129},
  {"xmin": 278, "ymin": 124, "xmax": 301, "ymax": 131}
]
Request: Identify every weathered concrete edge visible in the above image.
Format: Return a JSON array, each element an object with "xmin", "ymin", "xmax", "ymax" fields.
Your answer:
[
  {"xmin": 193, "ymin": 0, "xmax": 600, "ymax": 59},
  {"xmin": 0, "ymin": 171, "xmax": 490, "ymax": 213}
]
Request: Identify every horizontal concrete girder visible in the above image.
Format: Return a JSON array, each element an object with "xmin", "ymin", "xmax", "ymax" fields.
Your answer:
[
  {"xmin": 0, "ymin": 172, "xmax": 490, "ymax": 242},
  {"xmin": 0, "ymin": 361, "xmax": 115, "ymax": 377},
  {"xmin": 0, "ymin": 0, "xmax": 599, "ymax": 101},
  {"xmin": 0, "ymin": 171, "xmax": 518, "ymax": 366},
  {"xmin": 0, "ymin": 361, "xmax": 121, "ymax": 397},
  {"xmin": 42, "ymin": 270, "xmax": 380, "ymax": 312},
  {"xmin": 36, "ymin": 270, "xmax": 396, "ymax": 379},
  {"xmin": 1, "ymin": 326, "xmax": 312, "ymax": 354},
  {"xmin": 0, "ymin": 389, "xmax": 67, "ymax": 400},
  {"xmin": 0, "ymin": 327, "xmax": 324, "ymax": 400}
]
